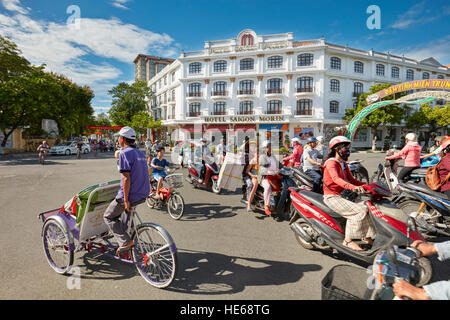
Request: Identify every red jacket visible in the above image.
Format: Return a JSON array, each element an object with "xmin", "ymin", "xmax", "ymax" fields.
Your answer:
[
  {"xmin": 323, "ymin": 158, "xmax": 364, "ymax": 195},
  {"xmin": 284, "ymin": 144, "xmax": 303, "ymax": 167},
  {"xmin": 439, "ymin": 153, "xmax": 450, "ymax": 192}
]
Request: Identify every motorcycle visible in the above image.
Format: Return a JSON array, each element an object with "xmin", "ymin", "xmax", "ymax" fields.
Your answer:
[
  {"xmin": 289, "ymin": 182, "xmax": 429, "ymax": 265},
  {"xmin": 241, "ymin": 166, "xmax": 295, "ymax": 221},
  {"xmin": 147, "ymin": 168, "xmax": 185, "ymax": 220},
  {"xmin": 392, "ymin": 181, "xmax": 450, "ymax": 238},
  {"xmin": 186, "ymin": 156, "xmax": 221, "ymax": 194},
  {"xmin": 347, "ymin": 159, "xmax": 370, "ymax": 184},
  {"xmin": 322, "ymin": 230, "xmax": 432, "ymax": 300}
]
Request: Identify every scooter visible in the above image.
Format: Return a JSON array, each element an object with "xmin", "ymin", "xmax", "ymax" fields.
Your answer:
[
  {"xmin": 186, "ymin": 158, "xmax": 221, "ymax": 194},
  {"xmin": 241, "ymin": 167, "xmax": 295, "ymax": 221},
  {"xmin": 347, "ymin": 160, "xmax": 370, "ymax": 184},
  {"xmin": 322, "ymin": 233, "xmax": 433, "ymax": 300},
  {"xmin": 392, "ymin": 182, "xmax": 450, "ymax": 238},
  {"xmin": 409, "ymin": 155, "xmax": 440, "ymax": 180},
  {"xmin": 289, "ymin": 182, "xmax": 427, "ymax": 265}
]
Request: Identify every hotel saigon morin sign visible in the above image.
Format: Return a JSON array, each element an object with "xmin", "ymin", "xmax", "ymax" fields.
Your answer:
[
  {"xmin": 204, "ymin": 115, "xmax": 285, "ymax": 123},
  {"xmin": 366, "ymin": 79, "xmax": 450, "ymax": 103}
]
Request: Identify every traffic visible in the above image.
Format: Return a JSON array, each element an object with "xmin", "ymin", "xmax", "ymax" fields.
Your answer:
[{"xmin": 38, "ymin": 128, "xmax": 450, "ymax": 300}]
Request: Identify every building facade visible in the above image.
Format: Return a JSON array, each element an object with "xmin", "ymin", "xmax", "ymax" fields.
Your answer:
[
  {"xmin": 134, "ymin": 54, "xmax": 175, "ymax": 82},
  {"xmin": 143, "ymin": 30, "xmax": 450, "ymax": 148}
]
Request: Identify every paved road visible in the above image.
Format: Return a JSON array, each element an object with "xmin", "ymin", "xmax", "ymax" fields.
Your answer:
[{"xmin": 0, "ymin": 150, "xmax": 448, "ymax": 300}]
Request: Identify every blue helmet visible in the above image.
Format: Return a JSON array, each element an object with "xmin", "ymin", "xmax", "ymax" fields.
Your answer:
[{"xmin": 307, "ymin": 137, "xmax": 317, "ymax": 143}]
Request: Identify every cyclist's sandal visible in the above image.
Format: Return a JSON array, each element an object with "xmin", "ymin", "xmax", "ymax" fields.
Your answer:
[{"xmin": 116, "ymin": 240, "xmax": 134, "ymax": 254}]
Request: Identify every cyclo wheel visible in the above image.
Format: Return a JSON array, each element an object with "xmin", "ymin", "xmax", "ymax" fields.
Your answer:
[
  {"xmin": 42, "ymin": 218, "xmax": 74, "ymax": 274},
  {"xmin": 167, "ymin": 192, "xmax": 184, "ymax": 220},
  {"xmin": 132, "ymin": 223, "xmax": 177, "ymax": 288}
]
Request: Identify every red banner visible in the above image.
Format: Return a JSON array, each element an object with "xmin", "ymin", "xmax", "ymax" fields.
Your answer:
[{"xmin": 86, "ymin": 126, "xmax": 123, "ymax": 130}]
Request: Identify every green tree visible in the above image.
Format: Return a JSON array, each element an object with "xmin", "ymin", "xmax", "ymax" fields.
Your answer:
[
  {"xmin": 0, "ymin": 35, "xmax": 32, "ymax": 82},
  {"xmin": 344, "ymin": 83, "xmax": 407, "ymax": 140},
  {"xmin": 130, "ymin": 111, "xmax": 161, "ymax": 136},
  {"xmin": 108, "ymin": 81, "xmax": 153, "ymax": 126}
]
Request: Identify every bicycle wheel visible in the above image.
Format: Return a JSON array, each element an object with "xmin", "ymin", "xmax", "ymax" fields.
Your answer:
[
  {"xmin": 132, "ymin": 223, "xmax": 177, "ymax": 288},
  {"xmin": 167, "ymin": 192, "xmax": 184, "ymax": 220},
  {"xmin": 42, "ymin": 218, "xmax": 74, "ymax": 274}
]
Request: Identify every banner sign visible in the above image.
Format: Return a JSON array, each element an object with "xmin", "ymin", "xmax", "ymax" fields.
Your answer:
[
  {"xmin": 86, "ymin": 126, "xmax": 123, "ymax": 130},
  {"xmin": 366, "ymin": 79, "xmax": 450, "ymax": 104}
]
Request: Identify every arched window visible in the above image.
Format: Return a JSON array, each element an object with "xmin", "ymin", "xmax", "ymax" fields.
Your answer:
[
  {"xmin": 330, "ymin": 79, "xmax": 340, "ymax": 92},
  {"xmin": 354, "ymin": 82, "xmax": 363, "ymax": 95},
  {"xmin": 268, "ymin": 56, "xmax": 283, "ymax": 68},
  {"xmin": 266, "ymin": 78, "xmax": 283, "ymax": 94},
  {"xmin": 298, "ymin": 53, "xmax": 314, "ymax": 66},
  {"xmin": 330, "ymin": 57, "xmax": 341, "ymax": 70},
  {"xmin": 391, "ymin": 66, "xmax": 400, "ymax": 78},
  {"xmin": 376, "ymin": 64, "xmax": 385, "ymax": 76},
  {"xmin": 329, "ymin": 101, "xmax": 339, "ymax": 113},
  {"xmin": 406, "ymin": 69, "xmax": 414, "ymax": 81},
  {"xmin": 422, "ymin": 72, "xmax": 430, "ymax": 79},
  {"xmin": 213, "ymin": 102, "xmax": 226, "ymax": 115},
  {"xmin": 240, "ymin": 58, "xmax": 254, "ymax": 70},
  {"xmin": 297, "ymin": 77, "xmax": 313, "ymax": 92},
  {"xmin": 213, "ymin": 60, "xmax": 227, "ymax": 72},
  {"xmin": 267, "ymin": 100, "xmax": 282, "ymax": 114},
  {"xmin": 354, "ymin": 61, "xmax": 364, "ymax": 73},
  {"xmin": 296, "ymin": 99, "xmax": 313, "ymax": 115},
  {"xmin": 188, "ymin": 103, "xmax": 201, "ymax": 117},
  {"xmin": 212, "ymin": 81, "xmax": 227, "ymax": 96},
  {"xmin": 239, "ymin": 80, "xmax": 254, "ymax": 95},
  {"xmin": 241, "ymin": 34, "xmax": 254, "ymax": 46},
  {"xmin": 239, "ymin": 101, "xmax": 254, "ymax": 115},
  {"xmin": 188, "ymin": 83, "xmax": 201, "ymax": 97},
  {"xmin": 189, "ymin": 62, "xmax": 202, "ymax": 74}
]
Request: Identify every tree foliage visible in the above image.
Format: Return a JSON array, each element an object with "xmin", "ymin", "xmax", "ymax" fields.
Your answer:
[
  {"xmin": 108, "ymin": 81, "xmax": 153, "ymax": 126},
  {"xmin": 130, "ymin": 111, "xmax": 161, "ymax": 135}
]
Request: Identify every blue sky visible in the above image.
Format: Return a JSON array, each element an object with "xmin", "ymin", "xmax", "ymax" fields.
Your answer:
[{"xmin": 1, "ymin": 0, "xmax": 449, "ymax": 115}]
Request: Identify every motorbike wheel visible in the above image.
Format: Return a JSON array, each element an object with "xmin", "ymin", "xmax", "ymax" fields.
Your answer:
[
  {"xmin": 293, "ymin": 219, "xmax": 315, "ymax": 250},
  {"xmin": 211, "ymin": 179, "xmax": 221, "ymax": 194},
  {"xmin": 398, "ymin": 200, "xmax": 435, "ymax": 237},
  {"xmin": 167, "ymin": 193, "xmax": 184, "ymax": 220},
  {"xmin": 416, "ymin": 257, "xmax": 433, "ymax": 287}
]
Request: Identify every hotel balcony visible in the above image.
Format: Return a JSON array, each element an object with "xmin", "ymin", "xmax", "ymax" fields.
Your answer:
[
  {"xmin": 211, "ymin": 91, "xmax": 228, "ymax": 100},
  {"xmin": 210, "ymin": 111, "xmax": 228, "ymax": 116},
  {"xmin": 264, "ymin": 109, "xmax": 283, "ymax": 115},
  {"xmin": 295, "ymin": 87, "xmax": 315, "ymax": 97},
  {"xmin": 294, "ymin": 108, "xmax": 314, "ymax": 117},
  {"xmin": 236, "ymin": 110, "xmax": 255, "ymax": 115},
  {"xmin": 186, "ymin": 112, "xmax": 201, "ymax": 118},
  {"xmin": 186, "ymin": 91, "xmax": 203, "ymax": 101},
  {"xmin": 237, "ymin": 89, "xmax": 255, "ymax": 99},
  {"xmin": 265, "ymin": 88, "xmax": 284, "ymax": 98}
]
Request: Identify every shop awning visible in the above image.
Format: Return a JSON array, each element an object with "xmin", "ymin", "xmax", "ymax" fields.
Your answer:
[
  {"xmin": 233, "ymin": 124, "xmax": 256, "ymax": 131},
  {"xmin": 181, "ymin": 125, "xmax": 203, "ymax": 132},
  {"xmin": 206, "ymin": 124, "xmax": 229, "ymax": 131}
]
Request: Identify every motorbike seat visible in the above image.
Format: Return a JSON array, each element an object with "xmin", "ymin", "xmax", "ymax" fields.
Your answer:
[
  {"xmin": 399, "ymin": 182, "xmax": 448, "ymax": 199},
  {"xmin": 290, "ymin": 167, "xmax": 315, "ymax": 184},
  {"xmin": 296, "ymin": 190, "xmax": 346, "ymax": 220}
]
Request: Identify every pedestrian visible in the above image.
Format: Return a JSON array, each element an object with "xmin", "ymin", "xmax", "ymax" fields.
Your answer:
[{"xmin": 103, "ymin": 126, "xmax": 150, "ymax": 254}]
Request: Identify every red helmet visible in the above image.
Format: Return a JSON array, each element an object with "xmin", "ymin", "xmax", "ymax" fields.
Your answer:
[
  {"xmin": 442, "ymin": 137, "xmax": 450, "ymax": 150},
  {"xmin": 329, "ymin": 136, "xmax": 352, "ymax": 150}
]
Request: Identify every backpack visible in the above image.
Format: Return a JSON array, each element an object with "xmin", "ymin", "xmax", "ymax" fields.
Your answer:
[{"xmin": 425, "ymin": 160, "xmax": 450, "ymax": 191}]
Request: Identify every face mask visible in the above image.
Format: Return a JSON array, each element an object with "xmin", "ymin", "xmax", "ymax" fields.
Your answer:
[{"xmin": 338, "ymin": 146, "xmax": 351, "ymax": 161}]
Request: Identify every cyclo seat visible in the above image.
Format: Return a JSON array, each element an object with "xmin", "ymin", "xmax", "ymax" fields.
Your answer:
[
  {"xmin": 400, "ymin": 182, "xmax": 448, "ymax": 199},
  {"xmin": 296, "ymin": 189, "xmax": 345, "ymax": 220}
]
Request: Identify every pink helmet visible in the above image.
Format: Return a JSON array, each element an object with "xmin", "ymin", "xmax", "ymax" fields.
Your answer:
[{"xmin": 329, "ymin": 136, "xmax": 352, "ymax": 150}]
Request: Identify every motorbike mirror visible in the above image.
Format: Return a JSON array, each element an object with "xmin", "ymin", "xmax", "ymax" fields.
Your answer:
[
  {"xmin": 386, "ymin": 246, "xmax": 400, "ymax": 277},
  {"xmin": 406, "ymin": 217, "xmax": 417, "ymax": 246}
]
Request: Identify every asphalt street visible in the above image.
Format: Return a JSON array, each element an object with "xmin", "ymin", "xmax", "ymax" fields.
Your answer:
[{"xmin": 0, "ymin": 150, "xmax": 448, "ymax": 300}]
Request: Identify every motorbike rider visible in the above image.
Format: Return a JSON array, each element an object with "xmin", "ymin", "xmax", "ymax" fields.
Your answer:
[
  {"xmin": 37, "ymin": 140, "xmax": 49, "ymax": 163},
  {"xmin": 437, "ymin": 137, "xmax": 450, "ymax": 199},
  {"xmin": 322, "ymin": 136, "xmax": 376, "ymax": 252},
  {"xmin": 282, "ymin": 137, "xmax": 303, "ymax": 167},
  {"xmin": 316, "ymin": 136, "xmax": 328, "ymax": 159},
  {"xmin": 393, "ymin": 240, "xmax": 450, "ymax": 300},
  {"xmin": 259, "ymin": 140, "xmax": 278, "ymax": 216},
  {"xmin": 302, "ymin": 137, "xmax": 323, "ymax": 193},
  {"xmin": 194, "ymin": 137, "xmax": 213, "ymax": 184},
  {"xmin": 244, "ymin": 139, "xmax": 259, "ymax": 213},
  {"xmin": 421, "ymin": 135, "xmax": 445, "ymax": 159},
  {"xmin": 386, "ymin": 132, "xmax": 422, "ymax": 183}
]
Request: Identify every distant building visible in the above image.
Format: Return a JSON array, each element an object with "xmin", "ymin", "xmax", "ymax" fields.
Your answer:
[{"xmin": 133, "ymin": 54, "xmax": 174, "ymax": 82}]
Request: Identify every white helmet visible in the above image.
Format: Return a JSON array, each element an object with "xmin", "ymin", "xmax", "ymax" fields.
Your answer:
[
  {"xmin": 405, "ymin": 132, "xmax": 417, "ymax": 141},
  {"xmin": 316, "ymin": 136, "xmax": 324, "ymax": 143},
  {"xmin": 262, "ymin": 140, "xmax": 272, "ymax": 148},
  {"xmin": 329, "ymin": 136, "xmax": 351, "ymax": 149},
  {"xmin": 291, "ymin": 137, "xmax": 301, "ymax": 144},
  {"xmin": 118, "ymin": 126, "xmax": 136, "ymax": 140}
]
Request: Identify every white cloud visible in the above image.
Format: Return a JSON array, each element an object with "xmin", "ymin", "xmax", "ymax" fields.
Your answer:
[
  {"xmin": 1, "ymin": 0, "xmax": 29, "ymax": 14},
  {"xmin": 0, "ymin": 0, "xmax": 178, "ymax": 105},
  {"xmin": 111, "ymin": 0, "xmax": 132, "ymax": 10},
  {"xmin": 390, "ymin": 1, "xmax": 449, "ymax": 30},
  {"xmin": 391, "ymin": 36, "xmax": 450, "ymax": 65}
]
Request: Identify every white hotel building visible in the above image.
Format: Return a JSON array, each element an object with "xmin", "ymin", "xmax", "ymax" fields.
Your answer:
[{"xmin": 142, "ymin": 30, "xmax": 449, "ymax": 148}]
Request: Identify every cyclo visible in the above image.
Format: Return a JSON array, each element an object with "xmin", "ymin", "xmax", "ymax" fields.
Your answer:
[{"xmin": 38, "ymin": 180, "xmax": 178, "ymax": 288}]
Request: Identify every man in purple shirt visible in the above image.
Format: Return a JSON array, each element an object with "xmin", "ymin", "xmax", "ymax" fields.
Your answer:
[{"xmin": 103, "ymin": 126, "xmax": 150, "ymax": 254}]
